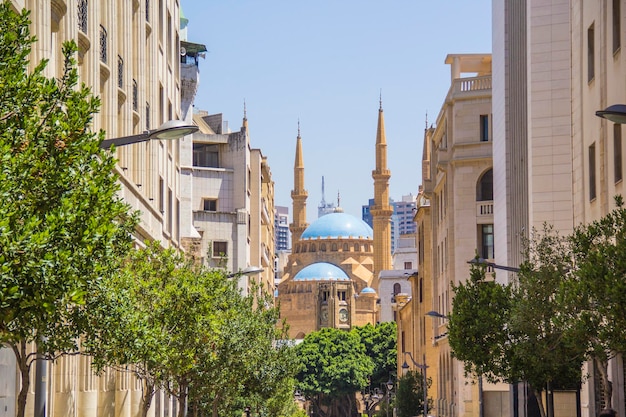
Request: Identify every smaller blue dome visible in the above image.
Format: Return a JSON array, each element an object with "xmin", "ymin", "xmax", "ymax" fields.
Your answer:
[
  {"xmin": 360, "ymin": 287, "xmax": 376, "ymax": 294},
  {"xmin": 293, "ymin": 262, "xmax": 350, "ymax": 281}
]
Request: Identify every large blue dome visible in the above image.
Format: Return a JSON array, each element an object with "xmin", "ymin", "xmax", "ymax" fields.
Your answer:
[
  {"xmin": 301, "ymin": 212, "xmax": 373, "ymax": 240},
  {"xmin": 293, "ymin": 262, "xmax": 350, "ymax": 281}
]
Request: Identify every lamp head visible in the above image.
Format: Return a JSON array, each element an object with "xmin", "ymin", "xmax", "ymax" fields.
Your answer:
[
  {"xmin": 149, "ymin": 120, "xmax": 199, "ymax": 140},
  {"xmin": 596, "ymin": 104, "xmax": 626, "ymax": 124}
]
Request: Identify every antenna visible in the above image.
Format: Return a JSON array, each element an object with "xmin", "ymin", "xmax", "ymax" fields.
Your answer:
[{"xmin": 321, "ymin": 176, "xmax": 326, "ymax": 204}]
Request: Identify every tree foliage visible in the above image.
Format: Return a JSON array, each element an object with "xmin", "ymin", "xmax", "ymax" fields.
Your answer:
[
  {"xmin": 295, "ymin": 327, "xmax": 375, "ymax": 417},
  {"xmin": 85, "ymin": 242, "xmax": 298, "ymax": 417},
  {"xmin": 395, "ymin": 370, "xmax": 429, "ymax": 417},
  {"xmin": 448, "ymin": 260, "xmax": 513, "ymax": 383},
  {"xmin": 0, "ymin": 4, "xmax": 136, "ymax": 417},
  {"xmin": 353, "ymin": 322, "xmax": 397, "ymax": 388}
]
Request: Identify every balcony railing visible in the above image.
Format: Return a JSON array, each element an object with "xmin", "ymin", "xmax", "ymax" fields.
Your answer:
[
  {"xmin": 454, "ymin": 75, "xmax": 492, "ymax": 93},
  {"xmin": 117, "ymin": 55, "xmax": 124, "ymax": 88},
  {"xmin": 132, "ymin": 79, "xmax": 138, "ymax": 111},
  {"xmin": 99, "ymin": 25, "xmax": 107, "ymax": 64},
  {"xmin": 77, "ymin": 0, "xmax": 88, "ymax": 33},
  {"xmin": 476, "ymin": 201, "xmax": 494, "ymax": 217}
]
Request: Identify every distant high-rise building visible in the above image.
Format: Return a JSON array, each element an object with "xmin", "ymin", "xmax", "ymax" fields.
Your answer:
[
  {"xmin": 363, "ymin": 194, "xmax": 416, "ymax": 254},
  {"xmin": 317, "ymin": 176, "xmax": 338, "ymax": 218},
  {"xmin": 275, "ymin": 206, "xmax": 290, "ymax": 251}
]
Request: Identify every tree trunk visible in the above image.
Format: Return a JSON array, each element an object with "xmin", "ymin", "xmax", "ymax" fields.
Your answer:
[
  {"xmin": 595, "ymin": 356, "xmax": 613, "ymax": 408},
  {"xmin": 211, "ymin": 394, "xmax": 220, "ymax": 417},
  {"xmin": 13, "ymin": 340, "xmax": 31, "ymax": 417},
  {"xmin": 533, "ymin": 388, "xmax": 547, "ymax": 417},
  {"xmin": 177, "ymin": 382, "xmax": 188, "ymax": 417},
  {"xmin": 140, "ymin": 379, "xmax": 155, "ymax": 417}
]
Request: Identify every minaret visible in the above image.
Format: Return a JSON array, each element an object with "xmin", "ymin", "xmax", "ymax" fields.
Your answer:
[
  {"xmin": 371, "ymin": 95, "xmax": 393, "ymax": 288},
  {"xmin": 290, "ymin": 121, "xmax": 308, "ymax": 244}
]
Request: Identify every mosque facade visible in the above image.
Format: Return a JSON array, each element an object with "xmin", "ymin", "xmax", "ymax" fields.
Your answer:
[{"xmin": 277, "ymin": 103, "xmax": 392, "ymax": 339}]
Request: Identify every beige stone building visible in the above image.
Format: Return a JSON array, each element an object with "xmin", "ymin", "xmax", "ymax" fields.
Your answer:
[
  {"xmin": 0, "ymin": 1, "xmax": 266, "ymax": 417},
  {"xmin": 492, "ymin": 1, "xmax": 625, "ymax": 416},
  {"xmin": 398, "ymin": 53, "xmax": 495, "ymax": 417},
  {"xmin": 182, "ymin": 110, "xmax": 275, "ymax": 295},
  {"xmin": 277, "ymin": 103, "xmax": 394, "ymax": 338}
]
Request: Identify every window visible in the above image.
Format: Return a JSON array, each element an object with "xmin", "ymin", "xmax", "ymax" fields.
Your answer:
[
  {"xmin": 404, "ymin": 262, "xmax": 413, "ymax": 269},
  {"xmin": 615, "ymin": 124, "xmax": 623, "ymax": 183},
  {"xmin": 589, "ymin": 143, "xmax": 597, "ymax": 200},
  {"xmin": 393, "ymin": 283, "xmax": 401, "ymax": 295},
  {"xmin": 480, "ymin": 224, "xmax": 494, "ymax": 260},
  {"xmin": 337, "ymin": 291, "xmax": 346, "ymax": 301},
  {"xmin": 203, "ymin": 198, "xmax": 217, "ymax": 212},
  {"xmin": 480, "ymin": 114, "xmax": 489, "ymax": 141},
  {"xmin": 588, "ymin": 23, "xmax": 595, "ymax": 82},
  {"xmin": 212, "ymin": 241, "xmax": 227, "ymax": 258},
  {"xmin": 193, "ymin": 143, "xmax": 219, "ymax": 167},
  {"xmin": 613, "ymin": 0, "xmax": 621, "ymax": 53},
  {"xmin": 477, "ymin": 169, "xmax": 494, "ymax": 201}
]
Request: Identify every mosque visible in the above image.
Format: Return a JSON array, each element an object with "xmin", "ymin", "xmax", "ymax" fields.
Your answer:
[{"xmin": 277, "ymin": 100, "xmax": 393, "ymax": 339}]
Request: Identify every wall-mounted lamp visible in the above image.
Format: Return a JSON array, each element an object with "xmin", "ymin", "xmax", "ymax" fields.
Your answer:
[
  {"xmin": 596, "ymin": 104, "xmax": 626, "ymax": 124},
  {"xmin": 467, "ymin": 257, "xmax": 520, "ymax": 273},
  {"xmin": 227, "ymin": 266, "xmax": 264, "ymax": 278},
  {"xmin": 401, "ymin": 352, "xmax": 428, "ymax": 417}
]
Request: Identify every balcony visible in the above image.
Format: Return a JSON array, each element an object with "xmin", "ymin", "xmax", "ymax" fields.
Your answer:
[{"xmin": 476, "ymin": 201, "xmax": 494, "ymax": 223}]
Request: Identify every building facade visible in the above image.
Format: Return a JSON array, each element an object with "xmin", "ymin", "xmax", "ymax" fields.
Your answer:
[
  {"xmin": 1, "ymin": 1, "xmax": 198, "ymax": 416},
  {"xmin": 399, "ymin": 53, "xmax": 495, "ymax": 417},
  {"xmin": 183, "ymin": 110, "xmax": 275, "ymax": 295}
]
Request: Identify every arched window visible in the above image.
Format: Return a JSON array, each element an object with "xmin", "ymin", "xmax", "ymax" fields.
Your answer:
[
  {"xmin": 393, "ymin": 283, "xmax": 401, "ymax": 295},
  {"xmin": 477, "ymin": 169, "xmax": 493, "ymax": 201},
  {"xmin": 320, "ymin": 243, "xmax": 326, "ymax": 252},
  {"xmin": 343, "ymin": 243, "xmax": 349, "ymax": 252},
  {"xmin": 311, "ymin": 244, "xmax": 316, "ymax": 252},
  {"xmin": 331, "ymin": 243, "xmax": 338, "ymax": 251},
  {"xmin": 354, "ymin": 243, "xmax": 360, "ymax": 252}
]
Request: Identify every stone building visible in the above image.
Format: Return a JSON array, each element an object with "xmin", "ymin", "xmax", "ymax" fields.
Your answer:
[
  {"xmin": 398, "ymin": 53, "xmax": 495, "ymax": 417},
  {"xmin": 183, "ymin": 110, "xmax": 275, "ymax": 295}
]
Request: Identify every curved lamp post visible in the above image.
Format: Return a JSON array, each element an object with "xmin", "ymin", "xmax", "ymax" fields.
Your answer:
[
  {"xmin": 402, "ymin": 352, "xmax": 428, "ymax": 417},
  {"xmin": 362, "ymin": 388, "xmax": 381, "ymax": 417},
  {"xmin": 99, "ymin": 120, "xmax": 198, "ymax": 148},
  {"xmin": 467, "ymin": 257, "xmax": 521, "ymax": 273},
  {"xmin": 226, "ymin": 266, "xmax": 264, "ymax": 278}
]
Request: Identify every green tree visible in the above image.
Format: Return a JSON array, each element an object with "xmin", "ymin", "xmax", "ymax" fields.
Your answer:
[
  {"xmin": 510, "ymin": 225, "xmax": 586, "ymax": 417},
  {"xmin": 295, "ymin": 327, "xmax": 374, "ymax": 417},
  {"xmin": 353, "ymin": 322, "xmax": 397, "ymax": 389},
  {"xmin": 447, "ymin": 259, "xmax": 513, "ymax": 383},
  {"xmin": 0, "ymin": 5, "xmax": 136, "ymax": 417},
  {"xmin": 569, "ymin": 196, "xmax": 626, "ymax": 408},
  {"xmin": 395, "ymin": 370, "xmax": 429, "ymax": 417}
]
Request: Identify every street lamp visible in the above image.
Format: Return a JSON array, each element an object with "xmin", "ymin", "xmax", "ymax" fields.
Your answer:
[
  {"xmin": 362, "ymin": 388, "xmax": 381, "ymax": 417},
  {"xmin": 99, "ymin": 120, "xmax": 198, "ymax": 148},
  {"xmin": 384, "ymin": 378, "xmax": 394, "ymax": 417},
  {"xmin": 401, "ymin": 352, "xmax": 428, "ymax": 417},
  {"xmin": 467, "ymin": 257, "xmax": 521, "ymax": 273},
  {"xmin": 595, "ymin": 104, "xmax": 626, "ymax": 124},
  {"xmin": 425, "ymin": 310, "xmax": 447, "ymax": 319},
  {"xmin": 226, "ymin": 266, "xmax": 264, "ymax": 278}
]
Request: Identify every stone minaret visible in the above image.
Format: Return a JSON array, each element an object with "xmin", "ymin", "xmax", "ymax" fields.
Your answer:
[
  {"xmin": 371, "ymin": 97, "xmax": 393, "ymax": 288},
  {"xmin": 290, "ymin": 122, "xmax": 309, "ymax": 244}
]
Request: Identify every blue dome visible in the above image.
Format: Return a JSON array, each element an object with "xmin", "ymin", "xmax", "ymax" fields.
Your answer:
[
  {"xmin": 293, "ymin": 262, "xmax": 350, "ymax": 281},
  {"xmin": 360, "ymin": 287, "xmax": 376, "ymax": 294},
  {"xmin": 301, "ymin": 213, "xmax": 373, "ymax": 240}
]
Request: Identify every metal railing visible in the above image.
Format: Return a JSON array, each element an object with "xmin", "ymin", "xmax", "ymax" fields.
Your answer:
[
  {"xmin": 132, "ymin": 79, "xmax": 138, "ymax": 111},
  {"xmin": 117, "ymin": 56, "xmax": 124, "ymax": 88},
  {"xmin": 77, "ymin": 0, "xmax": 88, "ymax": 33},
  {"xmin": 99, "ymin": 25, "xmax": 107, "ymax": 64}
]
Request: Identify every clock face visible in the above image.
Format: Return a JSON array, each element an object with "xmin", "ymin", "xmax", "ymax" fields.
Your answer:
[{"xmin": 339, "ymin": 308, "xmax": 349, "ymax": 323}]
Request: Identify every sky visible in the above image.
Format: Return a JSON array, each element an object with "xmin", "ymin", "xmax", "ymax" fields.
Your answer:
[{"xmin": 182, "ymin": 1, "xmax": 492, "ymax": 221}]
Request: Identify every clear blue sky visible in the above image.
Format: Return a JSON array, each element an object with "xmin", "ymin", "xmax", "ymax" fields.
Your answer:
[{"xmin": 182, "ymin": 1, "xmax": 492, "ymax": 221}]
